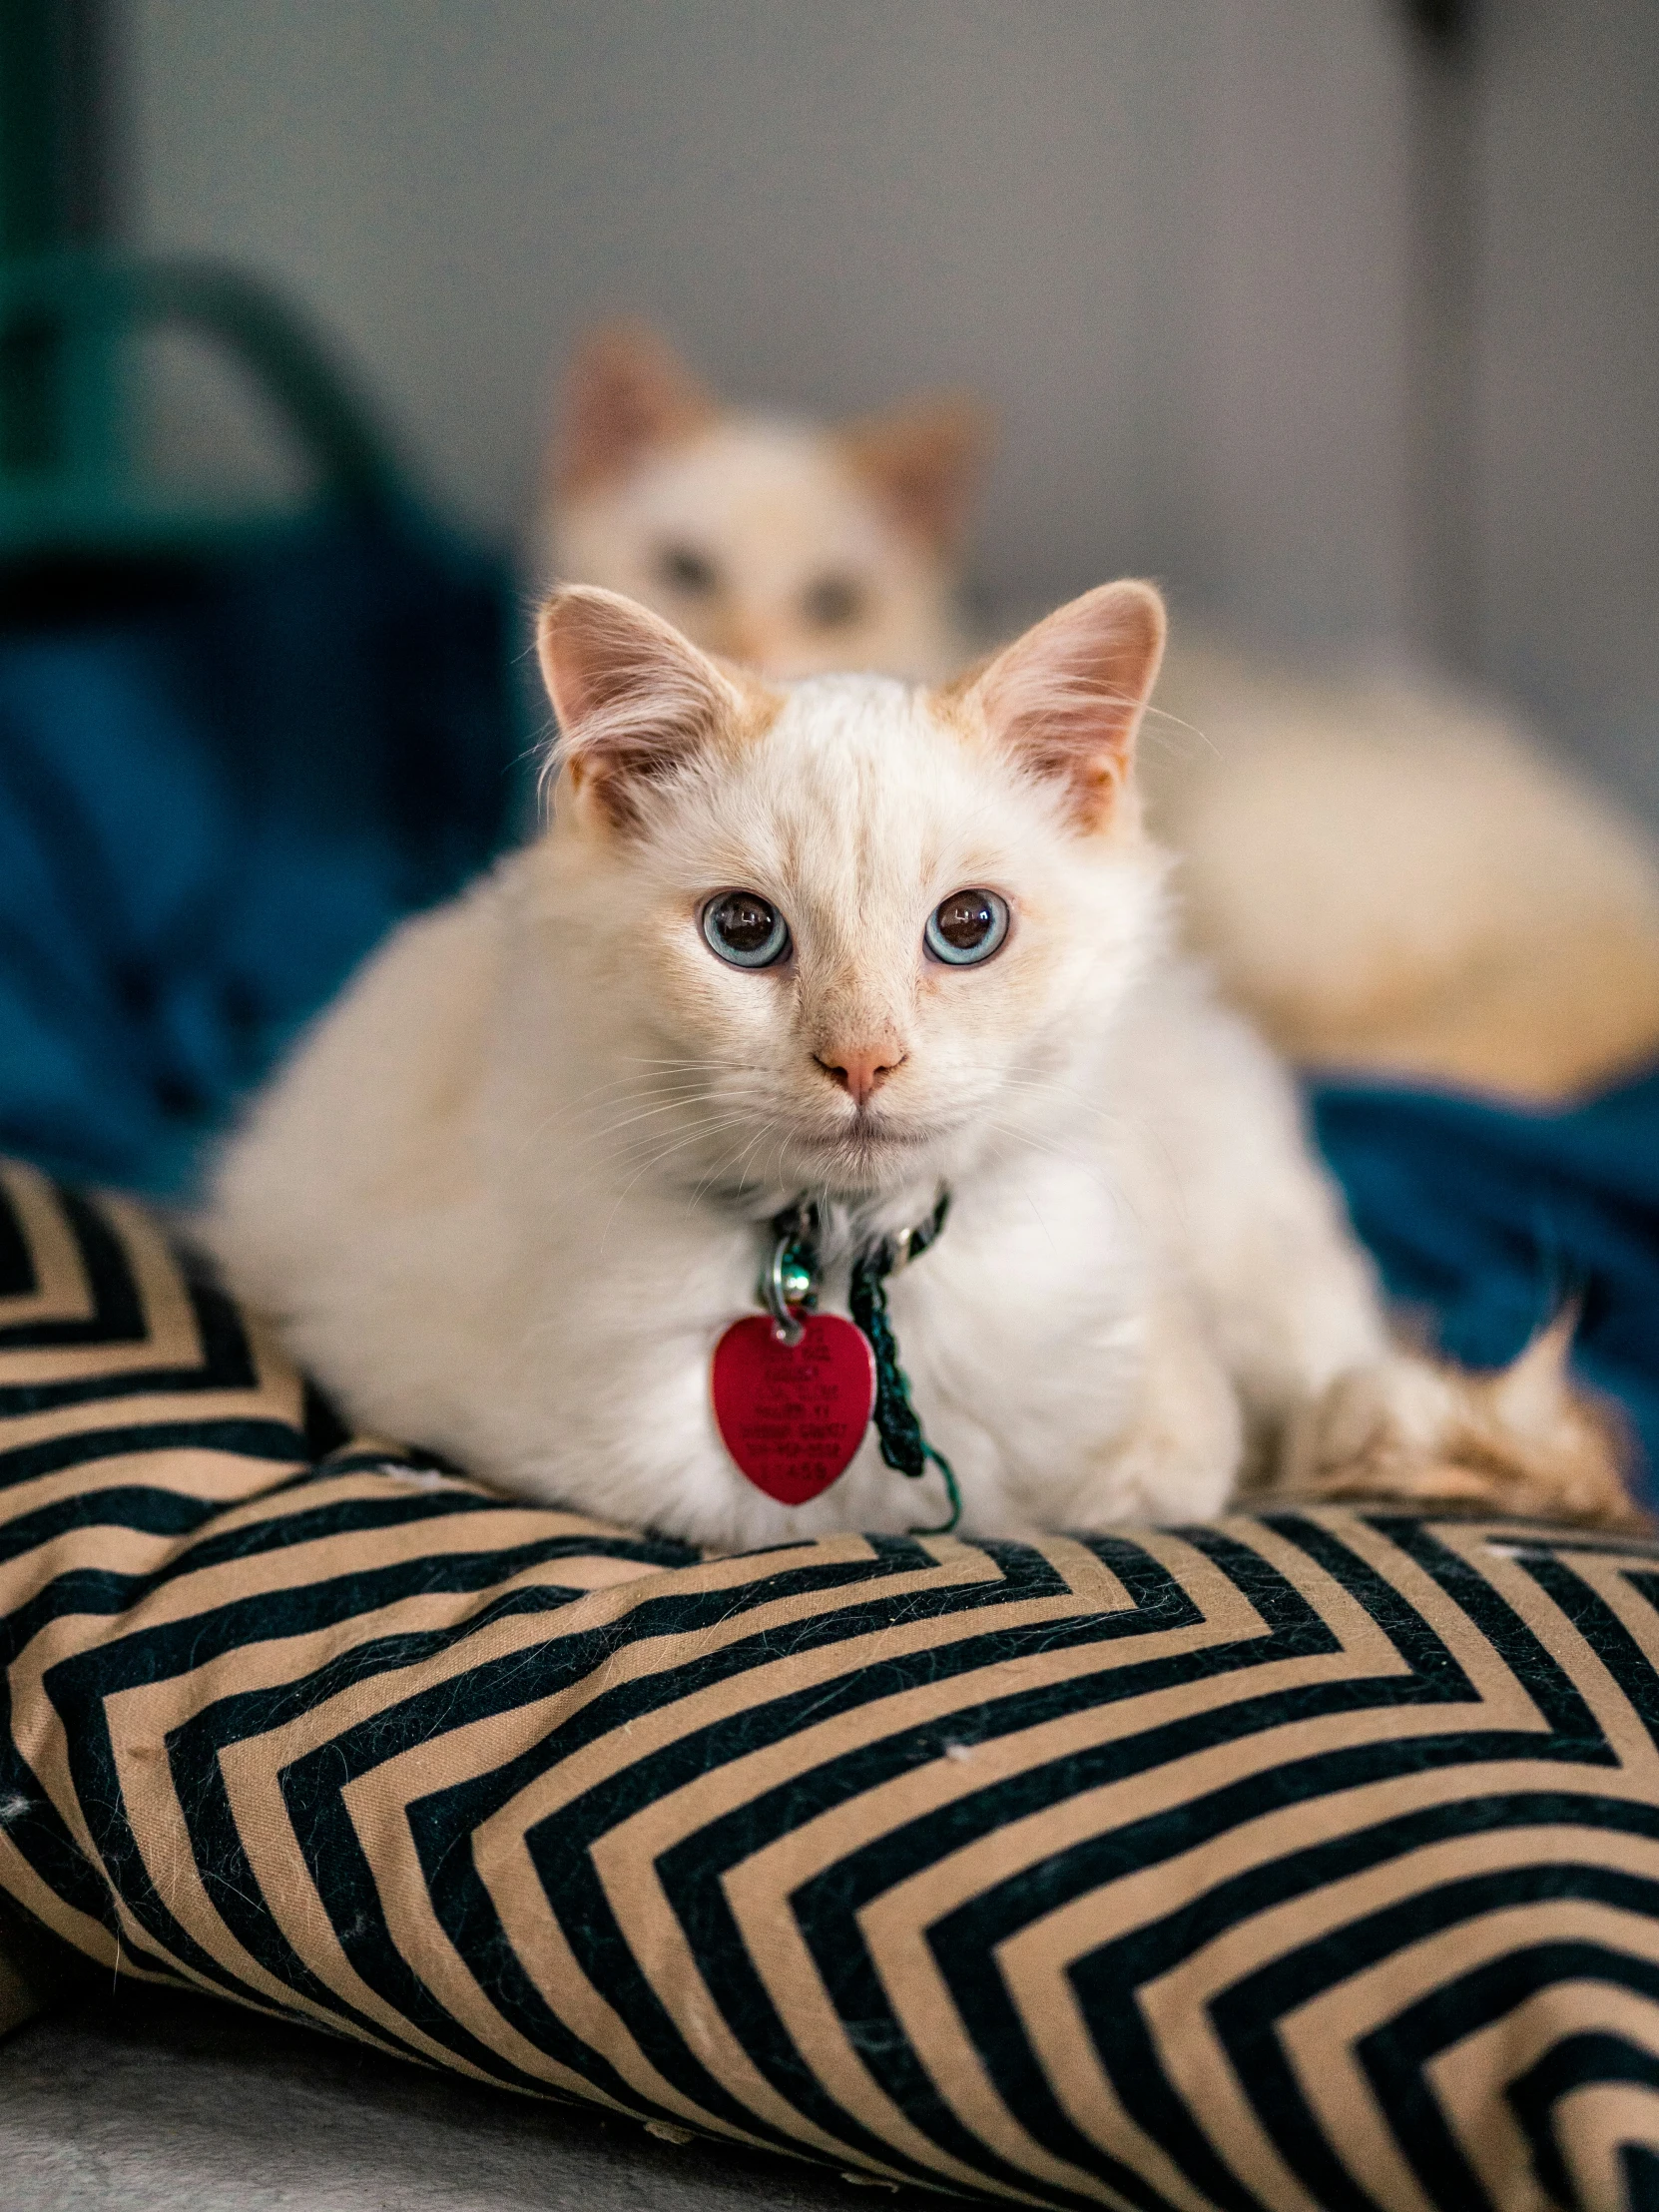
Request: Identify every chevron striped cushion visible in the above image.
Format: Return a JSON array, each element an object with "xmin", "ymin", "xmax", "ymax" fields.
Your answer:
[{"xmin": 5, "ymin": 1159, "xmax": 1659, "ymax": 2208}]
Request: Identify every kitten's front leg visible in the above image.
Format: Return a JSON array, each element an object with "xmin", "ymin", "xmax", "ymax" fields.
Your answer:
[{"xmin": 1060, "ymin": 1291, "xmax": 1242, "ymax": 1529}]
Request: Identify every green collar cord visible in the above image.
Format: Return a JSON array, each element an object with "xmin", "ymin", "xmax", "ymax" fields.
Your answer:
[{"xmin": 771, "ymin": 1193, "xmax": 961, "ymax": 1536}]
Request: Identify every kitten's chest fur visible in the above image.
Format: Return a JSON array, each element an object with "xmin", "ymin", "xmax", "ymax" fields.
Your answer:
[{"xmin": 448, "ymin": 1134, "xmax": 1149, "ymax": 1549}]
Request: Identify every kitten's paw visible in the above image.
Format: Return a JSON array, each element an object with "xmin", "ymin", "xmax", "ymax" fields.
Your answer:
[{"xmin": 1275, "ymin": 1321, "xmax": 1647, "ymax": 1531}]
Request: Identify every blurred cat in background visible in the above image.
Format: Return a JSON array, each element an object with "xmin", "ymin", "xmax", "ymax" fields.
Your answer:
[
  {"xmin": 542, "ymin": 322, "xmax": 982, "ymax": 683},
  {"xmin": 536, "ymin": 324, "xmax": 1659, "ymax": 1105}
]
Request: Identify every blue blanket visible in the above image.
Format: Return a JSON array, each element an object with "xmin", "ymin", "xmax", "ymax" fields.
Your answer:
[{"xmin": 0, "ymin": 510, "xmax": 522, "ymax": 1192}]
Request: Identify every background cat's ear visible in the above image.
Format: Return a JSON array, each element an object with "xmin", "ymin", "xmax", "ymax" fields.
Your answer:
[
  {"xmin": 537, "ymin": 586, "xmax": 752, "ymax": 831},
  {"xmin": 963, "ymin": 580, "xmax": 1166, "ymax": 832},
  {"xmin": 553, "ymin": 323, "xmax": 719, "ymax": 497},
  {"xmin": 841, "ymin": 394, "xmax": 990, "ymax": 553}
]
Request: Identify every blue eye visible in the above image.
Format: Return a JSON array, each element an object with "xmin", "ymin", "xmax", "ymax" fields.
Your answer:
[
  {"xmin": 924, "ymin": 888, "xmax": 1009, "ymax": 966},
  {"xmin": 702, "ymin": 890, "xmax": 791, "ymax": 968}
]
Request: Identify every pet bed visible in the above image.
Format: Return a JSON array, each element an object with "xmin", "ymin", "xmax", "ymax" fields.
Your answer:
[{"xmin": 4, "ymin": 1157, "xmax": 1659, "ymax": 2212}]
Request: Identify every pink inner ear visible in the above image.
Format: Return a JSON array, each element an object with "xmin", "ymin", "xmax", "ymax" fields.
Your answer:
[
  {"xmin": 975, "ymin": 583, "xmax": 1166, "ymax": 830},
  {"xmin": 537, "ymin": 587, "xmax": 754, "ymax": 833}
]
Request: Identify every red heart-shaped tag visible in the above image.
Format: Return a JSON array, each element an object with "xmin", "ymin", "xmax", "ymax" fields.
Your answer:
[{"xmin": 711, "ymin": 1312, "xmax": 876, "ymax": 1505}]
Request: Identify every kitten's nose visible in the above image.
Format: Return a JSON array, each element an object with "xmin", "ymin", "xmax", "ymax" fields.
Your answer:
[{"xmin": 814, "ymin": 1046, "xmax": 905, "ymax": 1109}]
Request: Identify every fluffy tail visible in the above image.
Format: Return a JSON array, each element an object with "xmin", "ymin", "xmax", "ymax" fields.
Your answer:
[{"xmin": 1276, "ymin": 1312, "xmax": 1647, "ymax": 1530}]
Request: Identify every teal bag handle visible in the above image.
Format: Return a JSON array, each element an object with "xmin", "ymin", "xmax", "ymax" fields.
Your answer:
[{"xmin": 0, "ymin": 249, "xmax": 413, "ymax": 559}]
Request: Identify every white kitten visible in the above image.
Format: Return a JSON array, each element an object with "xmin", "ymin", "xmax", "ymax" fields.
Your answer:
[
  {"xmin": 206, "ymin": 582, "xmax": 1634, "ymax": 1544},
  {"xmin": 539, "ymin": 324, "xmax": 1659, "ymax": 1105}
]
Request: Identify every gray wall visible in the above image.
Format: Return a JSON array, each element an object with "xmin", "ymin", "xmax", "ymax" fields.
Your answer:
[
  {"xmin": 1476, "ymin": 0, "xmax": 1659, "ymax": 809},
  {"xmin": 126, "ymin": 0, "xmax": 1656, "ymax": 800}
]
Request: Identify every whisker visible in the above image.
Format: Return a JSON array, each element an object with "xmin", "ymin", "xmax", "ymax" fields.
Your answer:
[
  {"xmin": 506, "ymin": 1071, "xmax": 724, "ymax": 1142},
  {"xmin": 563, "ymin": 1103, "xmax": 757, "ymax": 1190},
  {"xmin": 598, "ymin": 1114, "xmax": 762, "ymax": 1252},
  {"xmin": 617, "ymin": 1056, "xmax": 772, "ymax": 1073},
  {"xmin": 508, "ymin": 1070, "xmax": 763, "ymax": 1164},
  {"xmin": 589, "ymin": 1090, "xmax": 749, "ymax": 1139},
  {"xmin": 1137, "ymin": 701, "xmax": 1220, "ymax": 762},
  {"xmin": 689, "ymin": 1121, "xmax": 774, "ymax": 1212},
  {"xmin": 585, "ymin": 1107, "xmax": 758, "ymax": 1174}
]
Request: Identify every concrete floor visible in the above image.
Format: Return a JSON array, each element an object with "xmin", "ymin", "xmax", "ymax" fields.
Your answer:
[{"xmin": 0, "ymin": 1985, "xmax": 952, "ymax": 2211}]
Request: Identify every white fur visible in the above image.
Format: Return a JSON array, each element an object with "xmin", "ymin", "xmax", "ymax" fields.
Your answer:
[{"xmin": 207, "ymin": 603, "xmax": 1406, "ymax": 1548}]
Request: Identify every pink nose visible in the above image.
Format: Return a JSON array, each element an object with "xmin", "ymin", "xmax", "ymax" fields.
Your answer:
[{"xmin": 815, "ymin": 1046, "xmax": 905, "ymax": 1109}]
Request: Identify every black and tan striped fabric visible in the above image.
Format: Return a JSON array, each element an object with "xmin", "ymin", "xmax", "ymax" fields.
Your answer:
[{"xmin": 6, "ymin": 1158, "xmax": 1659, "ymax": 2209}]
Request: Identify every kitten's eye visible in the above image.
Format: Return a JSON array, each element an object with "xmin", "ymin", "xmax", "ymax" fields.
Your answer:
[
  {"xmin": 660, "ymin": 543, "xmax": 720, "ymax": 596},
  {"xmin": 924, "ymin": 888, "xmax": 1009, "ymax": 967},
  {"xmin": 802, "ymin": 573, "xmax": 864, "ymax": 629},
  {"xmin": 702, "ymin": 890, "xmax": 791, "ymax": 969}
]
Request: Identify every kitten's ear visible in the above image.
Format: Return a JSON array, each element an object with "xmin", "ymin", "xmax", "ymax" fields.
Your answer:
[
  {"xmin": 552, "ymin": 323, "xmax": 719, "ymax": 497},
  {"xmin": 537, "ymin": 586, "xmax": 752, "ymax": 832},
  {"xmin": 961, "ymin": 580, "xmax": 1166, "ymax": 833},
  {"xmin": 841, "ymin": 393, "xmax": 990, "ymax": 552}
]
